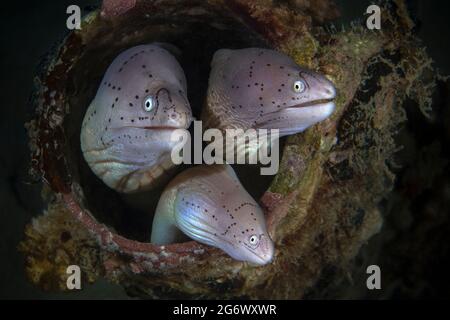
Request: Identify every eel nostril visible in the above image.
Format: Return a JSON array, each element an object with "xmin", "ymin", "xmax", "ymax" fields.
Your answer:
[{"xmin": 325, "ymin": 86, "xmax": 336, "ymax": 98}]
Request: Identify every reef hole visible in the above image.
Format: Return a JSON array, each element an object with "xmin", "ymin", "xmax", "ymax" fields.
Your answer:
[{"xmin": 63, "ymin": 6, "xmax": 278, "ymax": 243}]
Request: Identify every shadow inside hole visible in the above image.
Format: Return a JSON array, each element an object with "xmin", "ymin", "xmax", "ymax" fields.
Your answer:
[{"xmin": 63, "ymin": 9, "xmax": 279, "ymax": 243}]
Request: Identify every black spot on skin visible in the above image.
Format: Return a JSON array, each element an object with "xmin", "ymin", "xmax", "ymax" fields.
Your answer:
[
  {"xmin": 129, "ymin": 103, "xmax": 133, "ymax": 107},
  {"xmin": 135, "ymin": 95, "xmax": 139, "ymax": 99},
  {"xmin": 149, "ymin": 74, "xmax": 153, "ymax": 78},
  {"xmin": 115, "ymin": 97, "xmax": 118, "ymax": 102},
  {"xmin": 145, "ymin": 89, "xmax": 149, "ymax": 93},
  {"xmin": 111, "ymin": 104, "xmax": 115, "ymax": 108},
  {"xmin": 131, "ymin": 119, "xmax": 135, "ymax": 122},
  {"xmin": 142, "ymin": 65, "xmax": 146, "ymax": 68},
  {"xmin": 120, "ymin": 117, "xmax": 123, "ymax": 120}
]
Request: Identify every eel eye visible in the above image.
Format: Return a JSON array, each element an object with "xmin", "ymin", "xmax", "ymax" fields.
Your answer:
[
  {"xmin": 143, "ymin": 96, "xmax": 154, "ymax": 112},
  {"xmin": 248, "ymin": 234, "xmax": 260, "ymax": 247},
  {"xmin": 293, "ymin": 80, "xmax": 306, "ymax": 93}
]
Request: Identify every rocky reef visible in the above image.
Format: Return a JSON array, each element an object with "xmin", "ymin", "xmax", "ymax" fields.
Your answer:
[{"xmin": 21, "ymin": 0, "xmax": 442, "ymax": 298}]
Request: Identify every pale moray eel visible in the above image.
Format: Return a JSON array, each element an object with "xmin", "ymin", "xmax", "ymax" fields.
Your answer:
[
  {"xmin": 205, "ymin": 48, "xmax": 337, "ymax": 137},
  {"xmin": 151, "ymin": 164, "xmax": 274, "ymax": 265},
  {"xmin": 80, "ymin": 43, "xmax": 192, "ymax": 193}
]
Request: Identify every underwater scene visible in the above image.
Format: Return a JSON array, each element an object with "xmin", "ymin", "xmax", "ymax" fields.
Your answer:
[{"xmin": 1, "ymin": 0, "xmax": 450, "ymax": 306}]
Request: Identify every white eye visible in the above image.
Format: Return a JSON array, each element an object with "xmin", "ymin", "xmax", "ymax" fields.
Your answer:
[
  {"xmin": 248, "ymin": 234, "xmax": 260, "ymax": 247},
  {"xmin": 143, "ymin": 96, "xmax": 154, "ymax": 112},
  {"xmin": 293, "ymin": 80, "xmax": 306, "ymax": 93}
]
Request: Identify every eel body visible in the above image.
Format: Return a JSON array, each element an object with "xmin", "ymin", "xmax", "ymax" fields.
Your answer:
[
  {"xmin": 151, "ymin": 164, "xmax": 274, "ymax": 265},
  {"xmin": 205, "ymin": 48, "xmax": 336, "ymax": 137},
  {"xmin": 80, "ymin": 43, "xmax": 192, "ymax": 193}
]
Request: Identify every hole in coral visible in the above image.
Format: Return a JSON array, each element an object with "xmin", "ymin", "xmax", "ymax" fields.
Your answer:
[{"xmin": 63, "ymin": 7, "xmax": 281, "ymax": 243}]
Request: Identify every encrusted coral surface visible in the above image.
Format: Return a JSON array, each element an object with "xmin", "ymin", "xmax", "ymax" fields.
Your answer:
[{"xmin": 21, "ymin": 0, "xmax": 439, "ymax": 298}]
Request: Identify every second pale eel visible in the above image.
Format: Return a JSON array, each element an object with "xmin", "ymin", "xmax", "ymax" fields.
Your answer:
[
  {"xmin": 151, "ymin": 164, "xmax": 274, "ymax": 265},
  {"xmin": 205, "ymin": 48, "xmax": 337, "ymax": 137}
]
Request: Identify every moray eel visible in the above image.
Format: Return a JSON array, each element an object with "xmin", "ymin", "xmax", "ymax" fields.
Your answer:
[
  {"xmin": 151, "ymin": 164, "xmax": 274, "ymax": 265},
  {"xmin": 205, "ymin": 48, "xmax": 336, "ymax": 137},
  {"xmin": 81, "ymin": 43, "xmax": 192, "ymax": 193}
]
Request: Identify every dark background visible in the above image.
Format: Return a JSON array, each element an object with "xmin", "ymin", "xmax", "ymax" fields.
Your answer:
[{"xmin": 0, "ymin": 0, "xmax": 449, "ymax": 299}]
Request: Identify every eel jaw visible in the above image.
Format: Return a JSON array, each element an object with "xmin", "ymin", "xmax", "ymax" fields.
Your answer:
[
  {"xmin": 241, "ymin": 235, "xmax": 274, "ymax": 266},
  {"xmin": 286, "ymin": 97, "xmax": 335, "ymax": 110},
  {"xmin": 114, "ymin": 125, "xmax": 188, "ymax": 132}
]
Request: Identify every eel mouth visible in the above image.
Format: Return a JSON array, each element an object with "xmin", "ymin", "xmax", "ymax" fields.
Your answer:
[
  {"xmin": 242, "ymin": 236, "xmax": 274, "ymax": 265},
  {"xmin": 287, "ymin": 98, "xmax": 335, "ymax": 109},
  {"xmin": 141, "ymin": 126, "xmax": 184, "ymax": 131},
  {"xmin": 118, "ymin": 125, "xmax": 187, "ymax": 131}
]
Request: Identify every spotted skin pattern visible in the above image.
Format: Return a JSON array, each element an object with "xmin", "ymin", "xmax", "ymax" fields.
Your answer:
[
  {"xmin": 205, "ymin": 48, "xmax": 337, "ymax": 137},
  {"xmin": 151, "ymin": 164, "xmax": 274, "ymax": 266},
  {"xmin": 81, "ymin": 44, "xmax": 192, "ymax": 193}
]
